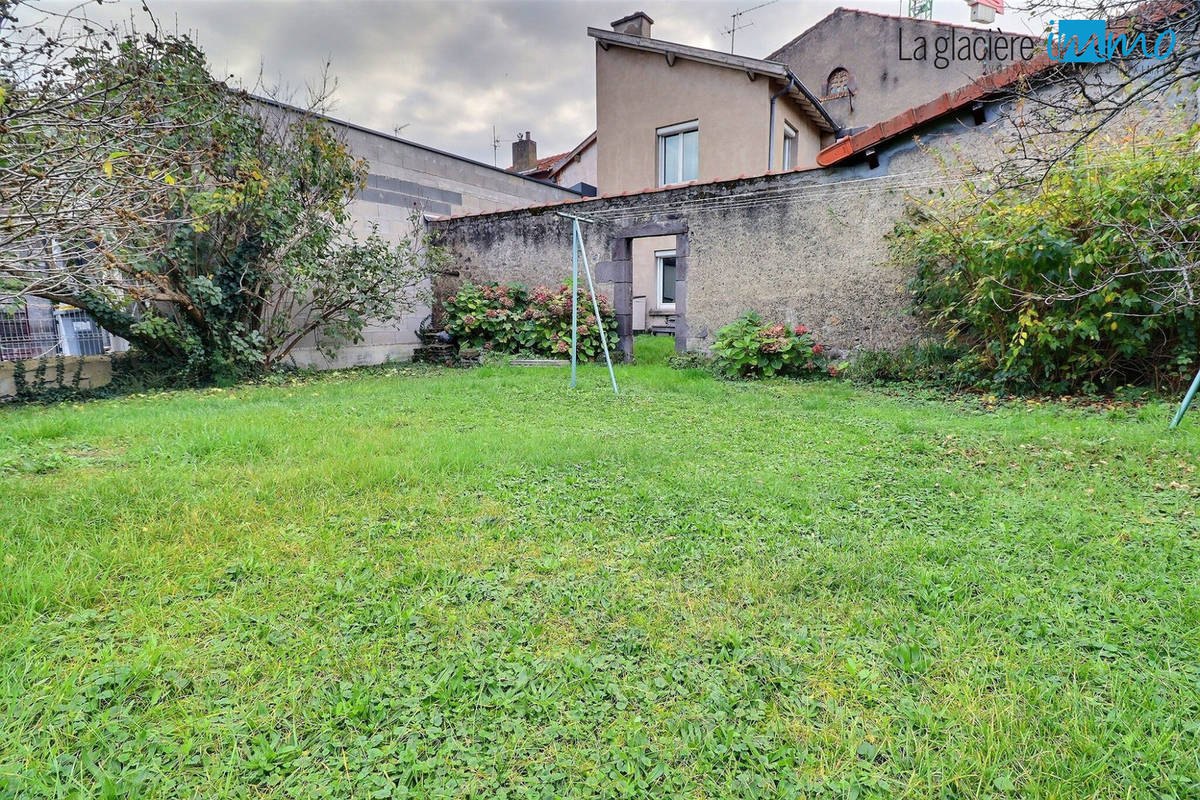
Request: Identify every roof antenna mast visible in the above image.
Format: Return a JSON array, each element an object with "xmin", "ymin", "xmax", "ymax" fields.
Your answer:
[
  {"xmin": 907, "ymin": 0, "xmax": 934, "ymax": 19},
  {"xmin": 723, "ymin": 0, "xmax": 777, "ymax": 53}
]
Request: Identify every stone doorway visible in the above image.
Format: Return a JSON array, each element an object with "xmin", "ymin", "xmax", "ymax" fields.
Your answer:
[{"xmin": 599, "ymin": 220, "xmax": 689, "ymax": 362}]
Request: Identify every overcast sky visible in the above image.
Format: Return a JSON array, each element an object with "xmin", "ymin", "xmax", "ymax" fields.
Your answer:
[{"xmin": 78, "ymin": 0, "xmax": 1048, "ymax": 166}]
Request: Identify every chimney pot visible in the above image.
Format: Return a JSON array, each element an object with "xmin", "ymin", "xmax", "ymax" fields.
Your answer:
[
  {"xmin": 610, "ymin": 11, "xmax": 653, "ymax": 37},
  {"xmin": 512, "ymin": 132, "xmax": 537, "ymax": 172}
]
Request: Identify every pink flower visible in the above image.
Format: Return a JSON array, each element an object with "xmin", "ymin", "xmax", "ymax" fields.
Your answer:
[
  {"xmin": 812, "ymin": 344, "xmax": 824, "ymax": 355},
  {"xmin": 463, "ymin": 315, "xmax": 477, "ymax": 326},
  {"xmin": 555, "ymin": 339, "xmax": 570, "ymax": 353},
  {"xmin": 484, "ymin": 341, "xmax": 494, "ymax": 350},
  {"xmin": 485, "ymin": 308, "xmax": 501, "ymax": 318},
  {"xmin": 765, "ymin": 323, "xmax": 787, "ymax": 338},
  {"xmin": 586, "ymin": 314, "xmax": 597, "ymax": 325},
  {"xmin": 578, "ymin": 325, "xmax": 590, "ymax": 336},
  {"xmin": 827, "ymin": 364, "xmax": 839, "ymax": 377},
  {"xmin": 793, "ymin": 325, "xmax": 809, "ymax": 336}
]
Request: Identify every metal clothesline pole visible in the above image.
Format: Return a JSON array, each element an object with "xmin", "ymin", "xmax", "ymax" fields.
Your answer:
[
  {"xmin": 1169, "ymin": 363, "xmax": 1200, "ymax": 429},
  {"xmin": 557, "ymin": 212, "xmax": 618, "ymax": 395},
  {"xmin": 570, "ymin": 220, "xmax": 579, "ymax": 388}
]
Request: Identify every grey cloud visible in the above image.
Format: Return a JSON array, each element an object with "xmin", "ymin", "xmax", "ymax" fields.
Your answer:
[{"xmin": 73, "ymin": 0, "xmax": 1047, "ymax": 165}]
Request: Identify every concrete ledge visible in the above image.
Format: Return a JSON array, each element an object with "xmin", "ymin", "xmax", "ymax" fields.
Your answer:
[
  {"xmin": 510, "ymin": 358, "xmax": 569, "ymax": 367},
  {"xmin": 0, "ymin": 355, "xmax": 113, "ymax": 398}
]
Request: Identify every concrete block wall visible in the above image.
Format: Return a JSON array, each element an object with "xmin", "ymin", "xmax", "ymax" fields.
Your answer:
[
  {"xmin": 0, "ymin": 355, "xmax": 113, "ymax": 398},
  {"xmin": 276, "ymin": 106, "xmax": 579, "ymax": 370}
]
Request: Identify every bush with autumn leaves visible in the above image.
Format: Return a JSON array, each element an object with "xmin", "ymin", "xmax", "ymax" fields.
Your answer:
[
  {"xmin": 711, "ymin": 311, "xmax": 834, "ymax": 379},
  {"xmin": 443, "ymin": 282, "xmax": 618, "ymax": 360}
]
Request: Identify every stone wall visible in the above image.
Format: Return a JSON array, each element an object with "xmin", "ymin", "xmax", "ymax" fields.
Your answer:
[{"xmin": 428, "ymin": 126, "xmax": 975, "ymax": 356}]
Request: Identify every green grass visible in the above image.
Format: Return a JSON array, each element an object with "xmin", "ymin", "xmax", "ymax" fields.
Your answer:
[{"xmin": 2, "ymin": 338, "xmax": 1199, "ymax": 798}]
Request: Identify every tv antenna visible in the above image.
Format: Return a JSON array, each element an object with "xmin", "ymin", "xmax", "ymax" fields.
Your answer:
[
  {"xmin": 723, "ymin": 0, "xmax": 777, "ymax": 53},
  {"xmin": 906, "ymin": 0, "xmax": 934, "ymax": 19},
  {"xmin": 491, "ymin": 125, "xmax": 518, "ymax": 166}
]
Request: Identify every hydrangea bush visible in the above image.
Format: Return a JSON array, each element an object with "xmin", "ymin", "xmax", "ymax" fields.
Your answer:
[
  {"xmin": 444, "ymin": 282, "xmax": 618, "ymax": 360},
  {"xmin": 711, "ymin": 311, "xmax": 833, "ymax": 378}
]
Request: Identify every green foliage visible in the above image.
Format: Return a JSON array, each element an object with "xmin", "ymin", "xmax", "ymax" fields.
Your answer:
[
  {"xmin": 710, "ymin": 311, "xmax": 831, "ymax": 379},
  {"xmin": 844, "ymin": 342, "xmax": 965, "ymax": 386},
  {"xmin": 444, "ymin": 282, "xmax": 618, "ymax": 359},
  {"xmin": 898, "ymin": 130, "xmax": 1200, "ymax": 393},
  {"xmin": 1, "ymin": 359, "xmax": 1198, "ymax": 796},
  {"xmin": 3, "ymin": 23, "xmax": 438, "ymax": 386}
]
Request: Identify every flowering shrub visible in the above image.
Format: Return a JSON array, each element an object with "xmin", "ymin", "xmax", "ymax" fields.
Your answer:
[
  {"xmin": 444, "ymin": 282, "xmax": 618, "ymax": 360},
  {"xmin": 710, "ymin": 311, "xmax": 831, "ymax": 378}
]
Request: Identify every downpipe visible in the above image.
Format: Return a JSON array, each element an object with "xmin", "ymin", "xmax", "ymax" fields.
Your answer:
[{"xmin": 767, "ymin": 77, "xmax": 798, "ymax": 171}]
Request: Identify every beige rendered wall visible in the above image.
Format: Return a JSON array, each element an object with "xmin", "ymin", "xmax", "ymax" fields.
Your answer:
[
  {"xmin": 632, "ymin": 235, "xmax": 678, "ymax": 328},
  {"xmin": 555, "ymin": 140, "xmax": 598, "ymax": 188},
  {"xmin": 774, "ymin": 102, "xmax": 820, "ymax": 171},
  {"xmin": 597, "ymin": 45, "xmax": 818, "ymax": 194}
]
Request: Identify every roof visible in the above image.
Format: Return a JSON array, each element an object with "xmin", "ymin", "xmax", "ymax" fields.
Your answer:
[
  {"xmin": 250, "ymin": 95, "xmax": 578, "ymax": 194},
  {"xmin": 766, "ymin": 6, "xmax": 1038, "ymax": 61},
  {"xmin": 587, "ymin": 28, "xmax": 838, "ymax": 134},
  {"xmin": 545, "ymin": 130, "xmax": 597, "ymax": 179},
  {"xmin": 815, "ymin": 53, "xmax": 1053, "ymax": 167}
]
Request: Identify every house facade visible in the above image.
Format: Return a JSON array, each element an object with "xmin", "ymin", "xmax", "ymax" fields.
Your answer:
[{"xmin": 591, "ymin": 12, "xmax": 839, "ymax": 333}]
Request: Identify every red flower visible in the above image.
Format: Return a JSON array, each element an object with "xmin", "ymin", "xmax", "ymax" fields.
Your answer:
[
  {"xmin": 827, "ymin": 364, "xmax": 839, "ymax": 377},
  {"xmin": 812, "ymin": 344, "xmax": 824, "ymax": 355},
  {"xmin": 793, "ymin": 324, "xmax": 809, "ymax": 336}
]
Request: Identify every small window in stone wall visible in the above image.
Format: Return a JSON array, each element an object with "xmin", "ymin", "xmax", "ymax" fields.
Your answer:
[{"xmin": 826, "ymin": 68, "xmax": 853, "ymax": 99}]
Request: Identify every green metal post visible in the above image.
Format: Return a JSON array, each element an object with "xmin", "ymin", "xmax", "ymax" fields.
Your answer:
[
  {"xmin": 570, "ymin": 220, "xmax": 579, "ymax": 389},
  {"xmin": 1169, "ymin": 363, "xmax": 1200, "ymax": 429},
  {"xmin": 579, "ymin": 237, "xmax": 619, "ymax": 395}
]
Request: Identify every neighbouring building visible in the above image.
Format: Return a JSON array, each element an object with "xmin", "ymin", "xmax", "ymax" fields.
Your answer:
[
  {"xmin": 239, "ymin": 100, "xmax": 582, "ymax": 369},
  {"xmin": 768, "ymin": 8, "xmax": 1041, "ymax": 130},
  {"xmin": 508, "ymin": 131, "xmax": 598, "ymax": 196},
  {"xmin": 428, "ymin": 8, "xmax": 1086, "ymax": 361},
  {"xmin": 591, "ymin": 12, "xmax": 840, "ymax": 333}
]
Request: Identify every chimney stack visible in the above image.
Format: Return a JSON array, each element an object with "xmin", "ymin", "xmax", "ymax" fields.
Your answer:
[
  {"xmin": 511, "ymin": 131, "xmax": 537, "ymax": 172},
  {"xmin": 610, "ymin": 11, "xmax": 653, "ymax": 37}
]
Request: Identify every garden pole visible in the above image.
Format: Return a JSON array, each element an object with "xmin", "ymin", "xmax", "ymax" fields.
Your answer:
[
  {"xmin": 570, "ymin": 219, "xmax": 579, "ymax": 389},
  {"xmin": 1169, "ymin": 363, "xmax": 1200, "ymax": 430},
  {"xmin": 578, "ymin": 236, "xmax": 619, "ymax": 395}
]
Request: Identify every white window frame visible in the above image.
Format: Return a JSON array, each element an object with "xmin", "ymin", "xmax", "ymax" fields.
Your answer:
[
  {"xmin": 657, "ymin": 120, "xmax": 699, "ymax": 187},
  {"xmin": 655, "ymin": 249, "xmax": 677, "ymax": 311},
  {"xmin": 782, "ymin": 123, "xmax": 798, "ymax": 170}
]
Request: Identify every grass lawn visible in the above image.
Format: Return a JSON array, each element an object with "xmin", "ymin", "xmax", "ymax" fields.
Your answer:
[{"xmin": 2, "ymin": 336, "xmax": 1199, "ymax": 798}]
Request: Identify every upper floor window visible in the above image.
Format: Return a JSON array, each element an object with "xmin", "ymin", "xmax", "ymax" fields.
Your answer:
[
  {"xmin": 782, "ymin": 123, "xmax": 798, "ymax": 170},
  {"xmin": 658, "ymin": 121, "xmax": 698, "ymax": 186},
  {"xmin": 826, "ymin": 68, "xmax": 852, "ymax": 99}
]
